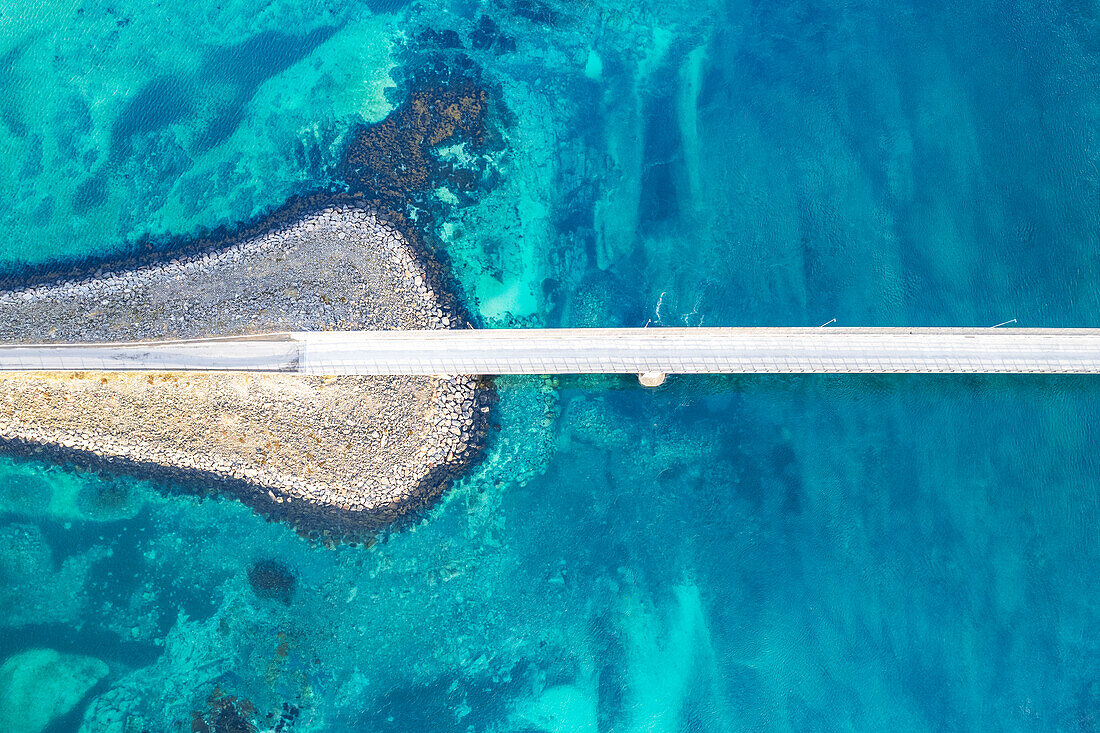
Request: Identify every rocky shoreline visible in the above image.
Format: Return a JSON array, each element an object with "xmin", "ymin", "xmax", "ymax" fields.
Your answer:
[{"xmin": 0, "ymin": 197, "xmax": 491, "ymax": 539}]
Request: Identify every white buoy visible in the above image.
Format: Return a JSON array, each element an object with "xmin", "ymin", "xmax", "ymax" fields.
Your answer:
[{"xmin": 638, "ymin": 371, "xmax": 666, "ymax": 387}]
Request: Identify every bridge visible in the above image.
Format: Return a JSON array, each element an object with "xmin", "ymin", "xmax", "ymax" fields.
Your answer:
[{"xmin": 2, "ymin": 328, "xmax": 1100, "ymax": 384}]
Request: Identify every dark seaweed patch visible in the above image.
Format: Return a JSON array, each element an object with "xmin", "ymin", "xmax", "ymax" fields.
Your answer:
[
  {"xmin": 769, "ymin": 443, "xmax": 804, "ymax": 517},
  {"xmin": 637, "ymin": 95, "xmax": 682, "ymax": 229},
  {"xmin": 205, "ymin": 28, "xmax": 335, "ymax": 95},
  {"xmin": 0, "ymin": 40, "xmax": 29, "ymax": 137},
  {"xmin": 193, "ymin": 692, "xmax": 259, "ymax": 733},
  {"xmin": 470, "ymin": 16, "xmax": 499, "ymax": 50},
  {"xmin": 246, "ymin": 559, "xmax": 298, "ymax": 605},
  {"xmin": 470, "ymin": 15, "xmax": 515, "ymax": 54},
  {"xmin": 72, "ymin": 176, "xmax": 108, "ymax": 214},
  {"xmin": 512, "ymin": 0, "xmax": 561, "ymax": 25},
  {"xmin": 75, "ymin": 478, "xmax": 133, "ymax": 519},
  {"xmin": 194, "ymin": 27, "xmax": 338, "ymax": 153},
  {"xmin": 110, "ymin": 75, "xmax": 194, "ymax": 160},
  {"xmin": 339, "ymin": 66, "xmax": 496, "ymax": 229}
]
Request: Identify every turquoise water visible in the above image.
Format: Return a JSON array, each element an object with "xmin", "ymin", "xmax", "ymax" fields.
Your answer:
[{"xmin": 2, "ymin": 0, "xmax": 1099, "ymax": 731}]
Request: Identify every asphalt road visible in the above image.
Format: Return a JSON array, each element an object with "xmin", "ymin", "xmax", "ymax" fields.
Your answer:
[{"xmin": 3, "ymin": 328, "xmax": 1100, "ymax": 375}]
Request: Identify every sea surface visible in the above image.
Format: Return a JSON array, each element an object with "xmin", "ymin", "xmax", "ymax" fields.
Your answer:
[{"xmin": 1, "ymin": 0, "xmax": 1099, "ymax": 731}]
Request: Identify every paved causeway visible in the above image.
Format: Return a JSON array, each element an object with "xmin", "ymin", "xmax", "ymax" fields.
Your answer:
[{"xmin": 2, "ymin": 328, "xmax": 1100, "ymax": 375}]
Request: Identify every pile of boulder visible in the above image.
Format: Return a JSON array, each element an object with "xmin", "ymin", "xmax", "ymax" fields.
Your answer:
[{"xmin": 0, "ymin": 200, "xmax": 490, "ymax": 537}]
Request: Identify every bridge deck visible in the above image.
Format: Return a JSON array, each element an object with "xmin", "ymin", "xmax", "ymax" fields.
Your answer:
[{"xmin": 2, "ymin": 328, "xmax": 1100, "ymax": 375}]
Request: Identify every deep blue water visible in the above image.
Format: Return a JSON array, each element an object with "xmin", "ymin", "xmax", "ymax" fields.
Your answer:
[{"xmin": 0, "ymin": 0, "xmax": 1098, "ymax": 731}]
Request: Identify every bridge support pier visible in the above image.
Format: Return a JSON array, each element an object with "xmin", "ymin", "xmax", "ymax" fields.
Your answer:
[{"xmin": 638, "ymin": 371, "xmax": 667, "ymax": 388}]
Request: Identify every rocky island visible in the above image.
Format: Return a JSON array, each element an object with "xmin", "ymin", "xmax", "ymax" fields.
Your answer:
[{"xmin": 0, "ymin": 196, "xmax": 490, "ymax": 539}]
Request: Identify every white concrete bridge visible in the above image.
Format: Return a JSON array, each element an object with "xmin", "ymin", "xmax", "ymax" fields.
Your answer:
[{"xmin": 2, "ymin": 328, "xmax": 1100, "ymax": 382}]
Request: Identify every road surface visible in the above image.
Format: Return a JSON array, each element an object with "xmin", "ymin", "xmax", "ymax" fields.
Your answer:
[{"xmin": 2, "ymin": 328, "xmax": 1100, "ymax": 375}]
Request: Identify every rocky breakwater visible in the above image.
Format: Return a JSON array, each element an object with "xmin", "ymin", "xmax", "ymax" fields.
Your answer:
[{"xmin": 0, "ymin": 199, "xmax": 490, "ymax": 538}]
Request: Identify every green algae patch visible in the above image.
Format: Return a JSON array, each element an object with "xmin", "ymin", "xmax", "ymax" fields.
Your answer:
[{"xmin": 0, "ymin": 649, "xmax": 109, "ymax": 733}]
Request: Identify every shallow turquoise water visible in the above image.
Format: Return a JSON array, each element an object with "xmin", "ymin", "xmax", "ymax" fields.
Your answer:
[{"xmin": 1, "ymin": 0, "xmax": 1099, "ymax": 731}]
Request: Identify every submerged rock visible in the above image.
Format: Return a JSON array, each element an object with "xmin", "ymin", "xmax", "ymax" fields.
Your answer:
[{"xmin": 0, "ymin": 648, "xmax": 109, "ymax": 733}]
